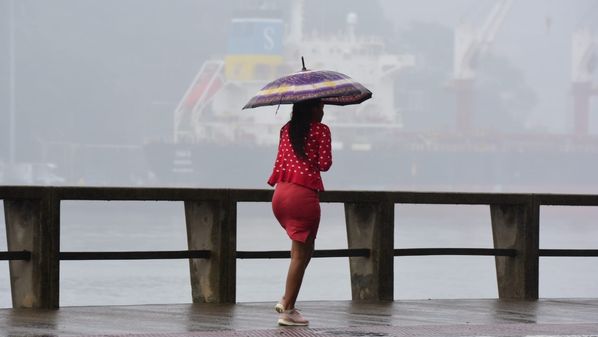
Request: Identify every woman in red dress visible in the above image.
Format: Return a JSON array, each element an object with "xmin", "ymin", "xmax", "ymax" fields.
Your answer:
[{"xmin": 267, "ymin": 99, "xmax": 332, "ymax": 326}]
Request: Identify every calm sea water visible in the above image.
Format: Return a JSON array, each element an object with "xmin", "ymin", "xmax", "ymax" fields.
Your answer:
[{"xmin": 1, "ymin": 201, "xmax": 597, "ymax": 308}]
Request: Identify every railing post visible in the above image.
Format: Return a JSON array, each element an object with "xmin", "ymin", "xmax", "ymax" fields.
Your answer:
[
  {"xmin": 184, "ymin": 195, "xmax": 236, "ymax": 303},
  {"xmin": 344, "ymin": 200, "xmax": 394, "ymax": 301},
  {"xmin": 490, "ymin": 196, "xmax": 539, "ymax": 300},
  {"xmin": 4, "ymin": 190, "xmax": 60, "ymax": 309}
]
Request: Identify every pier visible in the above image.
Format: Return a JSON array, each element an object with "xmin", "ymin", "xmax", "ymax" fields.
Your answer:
[
  {"xmin": 1, "ymin": 186, "xmax": 598, "ymax": 336},
  {"xmin": 2, "ymin": 299, "xmax": 598, "ymax": 336}
]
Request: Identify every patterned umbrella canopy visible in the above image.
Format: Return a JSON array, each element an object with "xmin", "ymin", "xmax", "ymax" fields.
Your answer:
[{"xmin": 242, "ymin": 63, "xmax": 372, "ymax": 109}]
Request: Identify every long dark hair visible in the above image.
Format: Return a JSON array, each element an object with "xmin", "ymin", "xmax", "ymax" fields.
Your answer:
[{"xmin": 289, "ymin": 100, "xmax": 318, "ymax": 159}]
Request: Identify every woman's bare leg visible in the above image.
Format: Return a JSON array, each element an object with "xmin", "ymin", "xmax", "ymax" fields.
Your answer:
[{"xmin": 281, "ymin": 237, "xmax": 314, "ymax": 310}]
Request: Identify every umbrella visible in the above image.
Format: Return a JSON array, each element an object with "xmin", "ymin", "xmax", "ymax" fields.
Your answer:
[{"xmin": 242, "ymin": 57, "xmax": 372, "ymax": 109}]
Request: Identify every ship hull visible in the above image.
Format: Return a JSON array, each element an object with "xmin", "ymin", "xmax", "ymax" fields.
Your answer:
[{"xmin": 143, "ymin": 140, "xmax": 598, "ymax": 193}]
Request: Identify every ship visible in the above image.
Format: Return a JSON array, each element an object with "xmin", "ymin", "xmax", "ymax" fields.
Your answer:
[{"xmin": 143, "ymin": 0, "xmax": 598, "ymax": 193}]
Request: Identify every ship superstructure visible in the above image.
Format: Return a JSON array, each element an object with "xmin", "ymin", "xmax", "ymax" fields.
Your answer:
[{"xmin": 173, "ymin": 0, "xmax": 414, "ymax": 149}]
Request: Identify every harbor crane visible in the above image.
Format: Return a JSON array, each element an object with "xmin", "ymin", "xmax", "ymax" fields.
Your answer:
[
  {"xmin": 571, "ymin": 28, "xmax": 597, "ymax": 136},
  {"xmin": 453, "ymin": 0, "xmax": 513, "ymax": 133}
]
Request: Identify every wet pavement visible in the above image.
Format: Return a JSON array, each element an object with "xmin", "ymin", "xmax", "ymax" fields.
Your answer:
[{"xmin": 1, "ymin": 299, "xmax": 597, "ymax": 337}]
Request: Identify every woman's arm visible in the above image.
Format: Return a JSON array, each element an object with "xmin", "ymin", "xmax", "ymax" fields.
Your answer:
[{"xmin": 317, "ymin": 124, "xmax": 332, "ymax": 172}]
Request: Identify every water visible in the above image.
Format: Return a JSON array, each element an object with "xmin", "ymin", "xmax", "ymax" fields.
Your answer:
[{"xmin": 1, "ymin": 201, "xmax": 597, "ymax": 308}]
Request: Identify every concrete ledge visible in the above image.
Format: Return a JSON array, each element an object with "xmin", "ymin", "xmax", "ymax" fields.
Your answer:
[{"xmin": 2, "ymin": 186, "xmax": 598, "ymax": 205}]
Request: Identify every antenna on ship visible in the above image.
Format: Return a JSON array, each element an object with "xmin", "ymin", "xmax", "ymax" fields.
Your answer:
[
  {"xmin": 289, "ymin": 0, "xmax": 304, "ymax": 47},
  {"xmin": 301, "ymin": 56, "xmax": 307, "ymax": 71}
]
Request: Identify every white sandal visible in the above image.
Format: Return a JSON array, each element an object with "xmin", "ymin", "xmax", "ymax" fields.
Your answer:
[{"xmin": 277, "ymin": 308, "xmax": 309, "ymax": 326}]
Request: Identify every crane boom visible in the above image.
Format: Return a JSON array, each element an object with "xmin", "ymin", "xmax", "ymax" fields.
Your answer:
[
  {"xmin": 478, "ymin": 0, "xmax": 513, "ymax": 54},
  {"xmin": 571, "ymin": 28, "xmax": 596, "ymax": 83},
  {"xmin": 571, "ymin": 28, "xmax": 596, "ymax": 136},
  {"xmin": 453, "ymin": 0, "xmax": 512, "ymax": 133},
  {"xmin": 454, "ymin": 0, "xmax": 513, "ymax": 80}
]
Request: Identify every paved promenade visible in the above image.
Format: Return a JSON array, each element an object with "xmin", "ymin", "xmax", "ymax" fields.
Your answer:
[{"xmin": 1, "ymin": 299, "xmax": 597, "ymax": 337}]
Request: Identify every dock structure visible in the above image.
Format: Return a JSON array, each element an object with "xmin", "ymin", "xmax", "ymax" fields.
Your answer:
[
  {"xmin": 1, "ymin": 186, "xmax": 598, "ymax": 336},
  {"xmin": 1, "ymin": 299, "xmax": 598, "ymax": 336}
]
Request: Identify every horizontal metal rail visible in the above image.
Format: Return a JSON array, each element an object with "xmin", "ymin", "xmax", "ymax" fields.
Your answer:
[
  {"xmin": 13, "ymin": 248, "xmax": 598, "ymax": 261},
  {"xmin": 60, "ymin": 250, "xmax": 211, "ymax": 260},
  {"xmin": 539, "ymin": 249, "xmax": 598, "ymax": 257},
  {"xmin": 57, "ymin": 248, "xmax": 521, "ymax": 260},
  {"xmin": 236, "ymin": 249, "xmax": 370, "ymax": 259},
  {"xmin": 394, "ymin": 248, "xmax": 517, "ymax": 257},
  {"xmin": 59, "ymin": 249, "xmax": 370, "ymax": 260},
  {"xmin": 2, "ymin": 186, "xmax": 598, "ymax": 206},
  {"xmin": 0, "ymin": 251, "xmax": 31, "ymax": 261}
]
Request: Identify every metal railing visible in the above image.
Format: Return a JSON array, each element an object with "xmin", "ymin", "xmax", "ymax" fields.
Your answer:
[{"xmin": 2, "ymin": 186, "xmax": 597, "ymax": 309}]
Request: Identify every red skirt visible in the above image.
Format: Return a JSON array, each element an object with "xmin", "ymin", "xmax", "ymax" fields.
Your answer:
[{"xmin": 272, "ymin": 182, "xmax": 320, "ymax": 243}]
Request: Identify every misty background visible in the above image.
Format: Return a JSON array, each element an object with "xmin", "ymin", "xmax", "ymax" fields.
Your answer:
[
  {"xmin": 1, "ymin": 0, "xmax": 598, "ymax": 307},
  {"xmin": 0, "ymin": 0, "xmax": 597, "ymax": 188}
]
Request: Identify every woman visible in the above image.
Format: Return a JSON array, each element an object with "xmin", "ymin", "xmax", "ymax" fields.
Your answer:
[{"xmin": 267, "ymin": 99, "xmax": 332, "ymax": 326}]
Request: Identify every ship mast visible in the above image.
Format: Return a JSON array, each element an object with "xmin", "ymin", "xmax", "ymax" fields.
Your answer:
[
  {"xmin": 288, "ymin": 0, "xmax": 303, "ymax": 47},
  {"xmin": 8, "ymin": 0, "xmax": 16, "ymax": 164}
]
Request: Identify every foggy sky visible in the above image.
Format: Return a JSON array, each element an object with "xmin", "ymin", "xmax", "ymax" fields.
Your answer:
[{"xmin": 0, "ymin": 0, "xmax": 597, "ymax": 188}]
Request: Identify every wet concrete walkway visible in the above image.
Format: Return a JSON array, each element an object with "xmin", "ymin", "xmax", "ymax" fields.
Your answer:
[{"xmin": 1, "ymin": 299, "xmax": 597, "ymax": 337}]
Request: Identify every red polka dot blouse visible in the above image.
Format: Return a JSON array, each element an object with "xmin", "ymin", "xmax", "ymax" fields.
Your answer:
[{"xmin": 267, "ymin": 122, "xmax": 332, "ymax": 191}]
